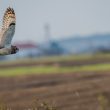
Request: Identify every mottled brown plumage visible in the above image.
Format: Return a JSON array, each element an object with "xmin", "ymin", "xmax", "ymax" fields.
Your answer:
[
  {"xmin": 0, "ymin": 7, "xmax": 19, "ymax": 55},
  {"xmin": 2, "ymin": 7, "xmax": 16, "ymax": 29}
]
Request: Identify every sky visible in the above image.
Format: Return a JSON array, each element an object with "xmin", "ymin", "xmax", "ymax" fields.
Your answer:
[{"xmin": 0, "ymin": 0, "xmax": 110, "ymax": 43}]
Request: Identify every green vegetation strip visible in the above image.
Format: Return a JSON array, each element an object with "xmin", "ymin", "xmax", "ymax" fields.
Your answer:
[
  {"xmin": 0, "ymin": 63, "xmax": 110, "ymax": 77},
  {"xmin": 1, "ymin": 53, "xmax": 110, "ymax": 66}
]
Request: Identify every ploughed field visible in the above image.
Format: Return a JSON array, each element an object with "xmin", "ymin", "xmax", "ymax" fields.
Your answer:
[
  {"xmin": 0, "ymin": 54, "xmax": 110, "ymax": 110},
  {"xmin": 0, "ymin": 71, "xmax": 110, "ymax": 110}
]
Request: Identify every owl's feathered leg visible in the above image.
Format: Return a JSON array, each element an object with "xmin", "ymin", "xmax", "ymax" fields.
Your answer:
[{"xmin": 0, "ymin": 48, "xmax": 12, "ymax": 55}]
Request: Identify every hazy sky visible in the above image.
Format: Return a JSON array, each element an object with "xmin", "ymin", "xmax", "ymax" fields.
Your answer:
[{"xmin": 0, "ymin": 0, "xmax": 110, "ymax": 43}]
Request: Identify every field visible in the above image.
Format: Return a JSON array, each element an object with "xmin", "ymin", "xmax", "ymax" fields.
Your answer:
[{"xmin": 0, "ymin": 54, "xmax": 110, "ymax": 110}]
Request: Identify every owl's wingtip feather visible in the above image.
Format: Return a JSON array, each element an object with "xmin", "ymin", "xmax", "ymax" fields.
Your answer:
[
  {"xmin": 2, "ymin": 7, "xmax": 16, "ymax": 29},
  {"xmin": 6, "ymin": 7, "xmax": 15, "ymax": 14}
]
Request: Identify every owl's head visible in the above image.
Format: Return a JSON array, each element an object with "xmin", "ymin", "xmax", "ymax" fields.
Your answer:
[{"xmin": 11, "ymin": 45, "xmax": 19, "ymax": 54}]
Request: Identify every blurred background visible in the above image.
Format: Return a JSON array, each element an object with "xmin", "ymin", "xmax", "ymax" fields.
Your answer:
[
  {"xmin": 0, "ymin": 0, "xmax": 110, "ymax": 110},
  {"xmin": 0, "ymin": 0, "xmax": 110, "ymax": 60}
]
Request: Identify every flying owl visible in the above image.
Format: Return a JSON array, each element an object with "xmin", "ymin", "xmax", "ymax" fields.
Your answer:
[{"xmin": 0, "ymin": 7, "xmax": 19, "ymax": 55}]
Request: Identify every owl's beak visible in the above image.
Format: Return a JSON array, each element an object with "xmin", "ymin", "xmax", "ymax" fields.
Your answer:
[{"xmin": 16, "ymin": 48, "xmax": 19, "ymax": 53}]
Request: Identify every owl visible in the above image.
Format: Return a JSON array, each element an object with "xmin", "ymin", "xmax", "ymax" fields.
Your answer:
[{"xmin": 0, "ymin": 7, "xmax": 19, "ymax": 55}]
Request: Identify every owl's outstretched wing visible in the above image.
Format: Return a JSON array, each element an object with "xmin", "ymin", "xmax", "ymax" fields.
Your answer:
[{"xmin": 0, "ymin": 7, "xmax": 16, "ymax": 48}]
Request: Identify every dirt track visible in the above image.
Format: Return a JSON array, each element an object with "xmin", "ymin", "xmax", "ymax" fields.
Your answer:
[{"xmin": 0, "ymin": 71, "xmax": 110, "ymax": 110}]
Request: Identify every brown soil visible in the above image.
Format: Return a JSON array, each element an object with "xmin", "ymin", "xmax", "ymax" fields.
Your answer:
[{"xmin": 0, "ymin": 71, "xmax": 110, "ymax": 110}]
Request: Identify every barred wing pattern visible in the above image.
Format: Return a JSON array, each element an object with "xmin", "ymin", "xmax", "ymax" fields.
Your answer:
[{"xmin": 0, "ymin": 7, "xmax": 16, "ymax": 48}]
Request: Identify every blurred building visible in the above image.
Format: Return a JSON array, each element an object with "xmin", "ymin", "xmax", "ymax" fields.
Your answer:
[
  {"xmin": 39, "ymin": 41, "xmax": 64, "ymax": 56},
  {"xmin": 16, "ymin": 43, "xmax": 43, "ymax": 58}
]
